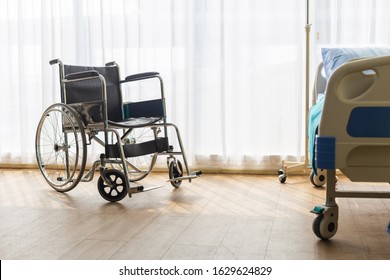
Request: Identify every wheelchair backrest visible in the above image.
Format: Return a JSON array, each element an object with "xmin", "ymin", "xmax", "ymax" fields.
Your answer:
[{"xmin": 63, "ymin": 64, "xmax": 123, "ymax": 122}]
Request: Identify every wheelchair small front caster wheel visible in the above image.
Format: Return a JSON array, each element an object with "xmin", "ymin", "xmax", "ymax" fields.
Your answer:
[
  {"xmin": 97, "ymin": 169, "xmax": 128, "ymax": 202},
  {"xmin": 169, "ymin": 160, "xmax": 183, "ymax": 188}
]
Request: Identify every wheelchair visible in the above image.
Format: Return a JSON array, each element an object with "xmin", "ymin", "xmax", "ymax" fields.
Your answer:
[{"xmin": 35, "ymin": 59, "xmax": 201, "ymax": 202}]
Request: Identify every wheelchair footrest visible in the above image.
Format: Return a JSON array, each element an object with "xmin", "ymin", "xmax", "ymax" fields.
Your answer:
[
  {"xmin": 128, "ymin": 185, "xmax": 165, "ymax": 194},
  {"xmin": 106, "ymin": 137, "xmax": 169, "ymax": 158},
  {"xmin": 167, "ymin": 171, "xmax": 202, "ymax": 182},
  {"xmin": 128, "ymin": 185, "xmax": 144, "ymax": 194}
]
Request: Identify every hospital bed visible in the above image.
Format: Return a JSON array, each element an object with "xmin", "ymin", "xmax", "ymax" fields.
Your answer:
[{"xmin": 309, "ymin": 47, "xmax": 390, "ymax": 239}]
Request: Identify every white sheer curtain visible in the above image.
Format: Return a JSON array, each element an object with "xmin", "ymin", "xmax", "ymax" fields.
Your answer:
[
  {"xmin": 312, "ymin": 0, "xmax": 390, "ymax": 69},
  {"xmin": 0, "ymin": 0, "xmax": 307, "ymax": 172}
]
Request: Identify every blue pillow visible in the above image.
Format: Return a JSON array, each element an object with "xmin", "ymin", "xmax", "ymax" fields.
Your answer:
[{"xmin": 321, "ymin": 47, "xmax": 390, "ymax": 79}]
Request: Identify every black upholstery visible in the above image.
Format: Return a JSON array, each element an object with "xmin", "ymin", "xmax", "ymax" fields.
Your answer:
[{"xmin": 63, "ymin": 65, "xmax": 123, "ymax": 122}]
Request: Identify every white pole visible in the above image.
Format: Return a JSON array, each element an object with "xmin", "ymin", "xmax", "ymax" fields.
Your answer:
[
  {"xmin": 304, "ymin": 0, "xmax": 311, "ymax": 167},
  {"xmin": 278, "ymin": 0, "xmax": 312, "ymax": 181}
]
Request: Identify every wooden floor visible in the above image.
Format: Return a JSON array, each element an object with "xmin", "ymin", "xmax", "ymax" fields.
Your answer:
[{"xmin": 1, "ymin": 168, "xmax": 390, "ymax": 260}]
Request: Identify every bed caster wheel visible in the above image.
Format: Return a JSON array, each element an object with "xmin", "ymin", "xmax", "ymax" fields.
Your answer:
[
  {"xmin": 97, "ymin": 169, "xmax": 128, "ymax": 202},
  {"xmin": 310, "ymin": 169, "xmax": 326, "ymax": 187},
  {"xmin": 278, "ymin": 174, "xmax": 287, "ymax": 183},
  {"xmin": 311, "ymin": 205, "xmax": 338, "ymax": 240},
  {"xmin": 169, "ymin": 160, "xmax": 183, "ymax": 188},
  {"xmin": 278, "ymin": 169, "xmax": 287, "ymax": 183}
]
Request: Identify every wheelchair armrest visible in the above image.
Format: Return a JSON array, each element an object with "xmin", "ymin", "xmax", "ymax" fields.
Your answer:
[
  {"xmin": 65, "ymin": 70, "xmax": 100, "ymax": 81},
  {"xmin": 122, "ymin": 72, "xmax": 160, "ymax": 83}
]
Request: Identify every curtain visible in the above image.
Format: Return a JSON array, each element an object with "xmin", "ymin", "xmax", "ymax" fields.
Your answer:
[
  {"xmin": 312, "ymin": 0, "xmax": 390, "ymax": 68},
  {"xmin": 1, "ymin": 0, "xmax": 308, "ymax": 172}
]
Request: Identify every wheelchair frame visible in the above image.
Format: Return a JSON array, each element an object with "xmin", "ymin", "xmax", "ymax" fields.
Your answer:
[{"xmin": 35, "ymin": 59, "xmax": 201, "ymax": 202}]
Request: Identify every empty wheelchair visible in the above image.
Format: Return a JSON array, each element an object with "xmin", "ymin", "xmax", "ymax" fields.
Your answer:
[{"xmin": 35, "ymin": 59, "xmax": 201, "ymax": 202}]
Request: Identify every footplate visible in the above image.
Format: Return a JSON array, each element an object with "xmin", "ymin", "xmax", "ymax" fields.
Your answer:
[
  {"xmin": 167, "ymin": 171, "xmax": 203, "ymax": 183},
  {"xmin": 128, "ymin": 185, "xmax": 165, "ymax": 195}
]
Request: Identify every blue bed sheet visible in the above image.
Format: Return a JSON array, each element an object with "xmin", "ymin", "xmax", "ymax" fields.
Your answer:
[{"xmin": 308, "ymin": 96, "xmax": 325, "ymax": 172}]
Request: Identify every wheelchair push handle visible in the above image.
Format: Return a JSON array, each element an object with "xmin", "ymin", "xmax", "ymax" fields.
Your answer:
[{"xmin": 49, "ymin": 58, "xmax": 62, "ymax": 65}]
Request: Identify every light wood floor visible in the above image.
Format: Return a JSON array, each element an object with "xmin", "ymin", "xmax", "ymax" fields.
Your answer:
[{"xmin": 1, "ymin": 168, "xmax": 390, "ymax": 260}]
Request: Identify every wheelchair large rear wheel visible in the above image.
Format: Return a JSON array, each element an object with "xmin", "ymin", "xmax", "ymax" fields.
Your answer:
[{"xmin": 35, "ymin": 103, "xmax": 87, "ymax": 192}]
